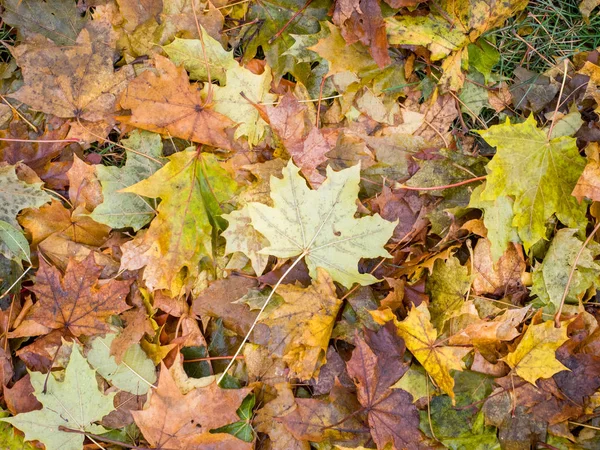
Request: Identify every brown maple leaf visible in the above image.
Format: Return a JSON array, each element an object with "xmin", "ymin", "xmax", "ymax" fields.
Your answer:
[
  {"xmin": 346, "ymin": 323, "xmax": 428, "ymax": 450},
  {"xmin": 132, "ymin": 363, "xmax": 251, "ymax": 449},
  {"xmin": 8, "ymin": 22, "xmax": 133, "ymax": 122},
  {"xmin": 266, "ymin": 93, "xmax": 331, "ymax": 187},
  {"xmin": 118, "ymin": 55, "xmax": 235, "ymax": 150},
  {"xmin": 332, "ymin": 0, "xmax": 390, "ymax": 67},
  {"xmin": 28, "ymin": 254, "xmax": 132, "ymax": 336}
]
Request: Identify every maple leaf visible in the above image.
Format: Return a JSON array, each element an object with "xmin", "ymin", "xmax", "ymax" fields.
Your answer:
[
  {"xmin": 91, "ymin": 130, "xmax": 165, "ymax": 231},
  {"xmin": 118, "ymin": 55, "xmax": 235, "ymax": 150},
  {"xmin": 163, "ymin": 31, "xmax": 237, "ymax": 83},
  {"xmin": 9, "ymin": 23, "xmax": 133, "ymax": 122},
  {"xmin": 469, "ymin": 183, "xmax": 519, "ymax": 261},
  {"xmin": 386, "ymin": 0, "xmax": 528, "ymax": 89},
  {"xmin": 346, "ymin": 323, "xmax": 427, "ymax": 449},
  {"xmin": 372, "ymin": 304, "xmax": 470, "ymax": 402},
  {"xmin": 19, "ymin": 199, "xmax": 110, "ymax": 249},
  {"xmin": 27, "ymin": 254, "xmax": 132, "ymax": 336},
  {"xmin": 266, "ymin": 93, "xmax": 331, "ymax": 187},
  {"xmin": 427, "ymin": 256, "xmax": 471, "ymax": 330},
  {"xmin": 0, "ymin": 220, "xmax": 30, "ymax": 266},
  {"xmin": 119, "ymin": 150, "xmax": 237, "ymax": 294},
  {"xmin": 222, "ymin": 208, "xmax": 270, "ymax": 276},
  {"xmin": 309, "ymin": 22, "xmax": 378, "ymax": 77},
  {"xmin": 2, "ymin": 0, "xmax": 88, "ymax": 46},
  {"xmin": 212, "ymin": 65, "xmax": 277, "ymax": 146},
  {"xmin": 477, "ymin": 115, "xmax": 587, "ymax": 250},
  {"xmin": 531, "ymin": 229, "xmax": 600, "ymax": 312},
  {"xmin": 0, "ymin": 344, "xmax": 116, "ymax": 450},
  {"xmin": 503, "ymin": 319, "xmax": 571, "ymax": 385},
  {"xmin": 0, "ymin": 164, "xmax": 51, "ymax": 227},
  {"xmin": 332, "ymin": 0, "xmax": 390, "ymax": 67},
  {"xmin": 234, "ymin": 160, "xmax": 396, "ymax": 288},
  {"xmin": 132, "ymin": 364, "xmax": 250, "ymax": 449},
  {"xmin": 87, "ymin": 332, "xmax": 157, "ymax": 395},
  {"xmin": 259, "ymin": 269, "xmax": 342, "ymax": 380}
]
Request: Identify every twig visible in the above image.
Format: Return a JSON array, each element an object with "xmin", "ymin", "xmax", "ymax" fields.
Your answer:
[
  {"xmin": 554, "ymin": 220, "xmax": 600, "ymax": 327},
  {"xmin": 547, "ymin": 58, "xmax": 569, "ymax": 139},
  {"xmin": 57, "ymin": 427, "xmax": 153, "ymax": 450},
  {"xmin": 217, "ymin": 252, "xmax": 308, "ymax": 383},
  {"xmin": 0, "ymin": 137, "xmax": 80, "ymax": 144},
  {"xmin": 268, "ymin": 0, "xmax": 313, "ymax": 44},
  {"xmin": 393, "ymin": 175, "xmax": 486, "ymax": 191}
]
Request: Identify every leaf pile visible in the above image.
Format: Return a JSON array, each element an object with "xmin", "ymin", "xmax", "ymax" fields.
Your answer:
[{"xmin": 3, "ymin": 0, "xmax": 600, "ymax": 449}]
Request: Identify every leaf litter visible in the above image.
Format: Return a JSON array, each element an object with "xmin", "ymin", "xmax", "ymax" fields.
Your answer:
[{"xmin": 3, "ymin": 0, "xmax": 600, "ymax": 449}]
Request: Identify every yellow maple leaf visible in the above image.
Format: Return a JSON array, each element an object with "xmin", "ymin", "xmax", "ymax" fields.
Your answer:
[
  {"xmin": 260, "ymin": 268, "xmax": 342, "ymax": 380},
  {"xmin": 503, "ymin": 319, "xmax": 571, "ymax": 384},
  {"xmin": 371, "ymin": 304, "xmax": 470, "ymax": 403}
]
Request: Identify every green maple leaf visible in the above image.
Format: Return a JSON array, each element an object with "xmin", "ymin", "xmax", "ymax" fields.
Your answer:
[
  {"xmin": 469, "ymin": 183, "xmax": 518, "ymax": 262},
  {"xmin": 163, "ymin": 30, "xmax": 237, "ymax": 84},
  {"xmin": 477, "ymin": 115, "xmax": 587, "ymax": 250},
  {"xmin": 91, "ymin": 130, "xmax": 166, "ymax": 231},
  {"xmin": 87, "ymin": 332, "xmax": 157, "ymax": 395},
  {"xmin": 0, "ymin": 220, "xmax": 30, "ymax": 266},
  {"xmin": 531, "ymin": 229, "xmax": 600, "ymax": 312},
  {"xmin": 119, "ymin": 151, "xmax": 237, "ymax": 293},
  {"xmin": 0, "ymin": 165, "xmax": 51, "ymax": 227},
  {"xmin": 2, "ymin": 0, "xmax": 88, "ymax": 46},
  {"xmin": 234, "ymin": 160, "xmax": 397, "ymax": 288},
  {"xmin": 0, "ymin": 344, "xmax": 115, "ymax": 450}
]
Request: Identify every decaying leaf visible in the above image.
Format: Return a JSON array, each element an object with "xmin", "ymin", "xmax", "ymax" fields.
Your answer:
[
  {"xmin": 260, "ymin": 269, "xmax": 342, "ymax": 380},
  {"xmin": 118, "ymin": 55, "xmax": 234, "ymax": 149},
  {"xmin": 27, "ymin": 254, "xmax": 132, "ymax": 336}
]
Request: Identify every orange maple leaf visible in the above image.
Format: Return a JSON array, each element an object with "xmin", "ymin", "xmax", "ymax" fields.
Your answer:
[{"xmin": 28, "ymin": 254, "xmax": 132, "ymax": 336}]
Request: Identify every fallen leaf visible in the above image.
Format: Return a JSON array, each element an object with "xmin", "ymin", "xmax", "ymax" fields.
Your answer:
[
  {"xmin": 119, "ymin": 151, "xmax": 237, "ymax": 293},
  {"xmin": 0, "ymin": 164, "xmax": 50, "ymax": 227},
  {"xmin": 2, "ymin": 0, "xmax": 87, "ymax": 45},
  {"xmin": 91, "ymin": 130, "xmax": 165, "ymax": 231},
  {"xmin": 67, "ymin": 155, "xmax": 103, "ymax": 211},
  {"xmin": 222, "ymin": 208, "xmax": 270, "ymax": 276},
  {"xmin": 472, "ymin": 238, "xmax": 526, "ymax": 297},
  {"xmin": 477, "ymin": 115, "xmax": 587, "ymax": 250},
  {"xmin": 239, "ymin": 160, "xmax": 397, "ymax": 288},
  {"xmin": 132, "ymin": 363, "xmax": 250, "ymax": 449},
  {"xmin": 346, "ymin": 324, "xmax": 427, "ymax": 449},
  {"xmin": 504, "ymin": 319, "xmax": 571, "ymax": 385},
  {"xmin": 19, "ymin": 199, "xmax": 110, "ymax": 249},
  {"xmin": 332, "ymin": 0, "xmax": 390, "ymax": 67},
  {"xmin": 212, "ymin": 64, "xmax": 277, "ymax": 146},
  {"xmin": 118, "ymin": 55, "xmax": 234, "ymax": 149},
  {"xmin": 9, "ymin": 23, "xmax": 133, "ymax": 122},
  {"xmin": 371, "ymin": 304, "xmax": 470, "ymax": 402},
  {"xmin": 427, "ymin": 256, "xmax": 470, "ymax": 330},
  {"xmin": 0, "ymin": 344, "xmax": 116, "ymax": 450},
  {"xmin": 260, "ymin": 268, "xmax": 342, "ymax": 380},
  {"xmin": 87, "ymin": 331, "xmax": 157, "ymax": 395},
  {"xmin": 27, "ymin": 254, "xmax": 132, "ymax": 336},
  {"xmin": 531, "ymin": 229, "xmax": 600, "ymax": 312},
  {"xmin": 163, "ymin": 31, "xmax": 237, "ymax": 83}
]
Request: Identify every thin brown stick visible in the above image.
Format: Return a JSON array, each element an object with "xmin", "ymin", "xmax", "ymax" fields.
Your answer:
[
  {"xmin": 554, "ymin": 220, "xmax": 600, "ymax": 327},
  {"xmin": 268, "ymin": 0, "xmax": 313, "ymax": 44},
  {"xmin": 394, "ymin": 175, "xmax": 486, "ymax": 191},
  {"xmin": 0, "ymin": 137, "xmax": 80, "ymax": 143},
  {"xmin": 58, "ymin": 427, "xmax": 152, "ymax": 450}
]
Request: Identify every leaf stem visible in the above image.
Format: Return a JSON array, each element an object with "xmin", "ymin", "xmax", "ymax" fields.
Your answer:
[
  {"xmin": 217, "ymin": 251, "xmax": 307, "ymax": 384},
  {"xmin": 393, "ymin": 175, "xmax": 486, "ymax": 191}
]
